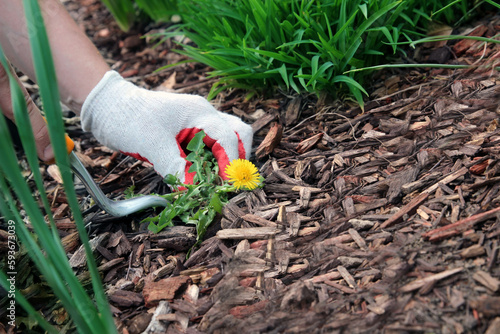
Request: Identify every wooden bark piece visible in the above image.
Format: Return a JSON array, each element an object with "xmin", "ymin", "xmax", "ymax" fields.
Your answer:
[
  {"xmin": 423, "ymin": 206, "xmax": 500, "ymax": 242},
  {"xmin": 453, "ymin": 25, "xmax": 488, "ymax": 55},
  {"xmin": 241, "ymin": 214, "xmax": 277, "ymax": 227},
  {"xmin": 470, "ymin": 296, "xmax": 500, "ymax": 317},
  {"xmin": 399, "ymin": 267, "xmax": 463, "ymax": 292},
  {"xmin": 107, "ymin": 229, "xmax": 132, "ymax": 256},
  {"xmin": 287, "ymin": 212, "xmax": 301, "ymax": 237},
  {"xmin": 380, "ymin": 192, "xmax": 429, "ymax": 229},
  {"xmin": 143, "ymin": 276, "xmax": 191, "ymax": 307},
  {"xmin": 485, "ymin": 317, "xmax": 500, "ymax": 334},
  {"xmin": 252, "ymin": 113, "xmax": 276, "ymax": 133},
  {"xmin": 337, "ymin": 265, "xmax": 358, "ymax": 289},
  {"xmin": 256, "ymin": 123, "xmax": 283, "ymax": 160},
  {"xmin": 217, "ymin": 227, "xmax": 279, "ymax": 239},
  {"xmin": 109, "ymin": 290, "xmax": 143, "ymax": 307},
  {"xmin": 348, "ymin": 228, "xmax": 368, "ymax": 250},
  {"xmin": 285, "ymin": 96, "xmax": 302, "ymax": 126},
  {"xmin": 69, "ymin": 233, "xmax": 109, "ymax": 268},
  {"xmin": 229, "ymin": 300, "xmax": 269, "ymax": 319},
  {"xmin": 473, "ymin": 271, "xmax": 500, "ymax": 292},
  {"xmin": 386, "ymin": 166, "xmax": 420, "ymax": 203},
  {"xmin": 296, "ymin": 133, "xmax": 323, "ymax": 154},
  {"xmin": 422, "ymin": 167, "xmax": 468, "ymax": 194}
]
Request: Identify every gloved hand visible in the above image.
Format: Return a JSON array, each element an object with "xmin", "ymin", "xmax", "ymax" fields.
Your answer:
[{"xmin": 81, "ymin": 71, "xmax": 253, "ymax": 184}]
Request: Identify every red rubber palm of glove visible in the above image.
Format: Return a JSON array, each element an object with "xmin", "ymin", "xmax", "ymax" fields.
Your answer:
[{"xmin": 174, "ymin": 127, "xmax": 247, "ymax": 184}]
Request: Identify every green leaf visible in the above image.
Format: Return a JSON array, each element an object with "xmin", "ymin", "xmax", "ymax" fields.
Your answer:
[
  {"xmin": 333, "ymin": 75, "xmax": 368, "ymax": 96},
  {"xmin": 186, "ymin": 131, "xmax": 206, "ymax": 153},
  {"xmin": 163, "ymin": 174, "xmax": 179, "ymax": 186},
  {"xmin": 157, "ymin": 0, "xmax": 493, "ymax": 105},
  {"xmin": 186, "ymin": 152, "xmax": 199, "ymax": 164},
  {"xmin": 359, "ymin": 3, "xmax": 368, "ymax": 19},
  {"xmin": 148, "ymin": 221, "xmax": 160, "ymax": 233},
  {"xmin": 307, "ymin": 61, "xmax": 334, "ymax": 89},
  {"xmin": 484, "ymin": 0, "xmax": 500, "ymax": 9},
  {"xmin": 124, "ymin": 185, "xmax": 136, "ymax": 199},
  {"xmin": 100, "ymin": 0, "xmax": 135, "ymax": 31},
  {"xmin": 209, "ymin": 193, "xmax": 223, "ymax": 213},
  {"xmin": 278, "ymin": 63, "xmax": 289, "ymax": 89}
]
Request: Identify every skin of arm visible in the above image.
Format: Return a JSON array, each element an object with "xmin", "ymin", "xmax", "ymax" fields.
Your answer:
[
  {"xmin": 0, "ymin": 0, "xmax": 111, "ymax": 160},
  {"xmin": 0, "ymin": 59, "xmax": 52, "ymax": 160}
]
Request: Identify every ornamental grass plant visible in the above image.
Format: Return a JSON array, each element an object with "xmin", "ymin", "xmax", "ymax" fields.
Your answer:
[
  {"xmin": 0, "ymin": 0, "xmax": 116, "ymax": 333},
  {"xmin": 101, "ymin": 0, "xmax": 498, "ymax": 105},
  {"xmin": 162, "ymin": 0, "xmax": 409, "ymax": 105},
  {"xmin": 100, "ymin": 0, "xmax": 498, "ymax": 104},
  {"xmin": 155, "ymin": 0, "xmax": 498, "ymax": 106}
]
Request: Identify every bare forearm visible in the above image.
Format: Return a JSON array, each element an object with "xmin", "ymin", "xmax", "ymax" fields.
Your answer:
[
  {"xmin": 0, "ymin": 59, "xmax": 52, "ymax": 160},
  {"xmin": 0, "ymin": 0, "xmax": 110, "ymax": 113}
]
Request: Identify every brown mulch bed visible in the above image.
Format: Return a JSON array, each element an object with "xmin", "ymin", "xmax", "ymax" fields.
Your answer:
[{"xmin": 2, "ymin": 1, "xmax": 500, "ymax": 333}]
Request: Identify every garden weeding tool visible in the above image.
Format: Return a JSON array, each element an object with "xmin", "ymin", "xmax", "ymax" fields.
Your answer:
[{"xmin": 57, "ymin": 135, "xmax": 168, "ymax": 217}]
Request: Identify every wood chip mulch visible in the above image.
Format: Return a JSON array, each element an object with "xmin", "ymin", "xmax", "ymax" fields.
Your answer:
[{"xmin": 1, "ymin": 1, "xmax": 500, "ymax": 333}]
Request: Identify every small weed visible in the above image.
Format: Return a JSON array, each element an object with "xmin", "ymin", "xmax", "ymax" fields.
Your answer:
[{"xmin": 143, "ymin": 131, "xmax": 263, "ymax": 255}]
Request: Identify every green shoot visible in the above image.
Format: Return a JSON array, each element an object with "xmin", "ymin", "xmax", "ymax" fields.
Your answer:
[{"xmin": 100, "ymin": 0, "xmax": 136, "ymax": 31}]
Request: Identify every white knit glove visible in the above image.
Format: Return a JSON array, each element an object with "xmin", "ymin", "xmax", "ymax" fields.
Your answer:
[{"xmin": 81, "ymin": 71, "xmax": 253, "ymax": 184}]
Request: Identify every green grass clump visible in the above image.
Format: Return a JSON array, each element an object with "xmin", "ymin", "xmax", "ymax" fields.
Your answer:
[
  {"xmin": 162, "ymin": 0, "xmax": 404, "ymax": 105},
  {"xmin": 100, "ymin": 0, "xmax": 497, "ymax": 104},
  {"xmin": 100, "ymin": 0, "xmax": 136, "ymax": 31},
  {"xmin": 156, "ymin": 0, "xmax": 497, "ymax": 106}
]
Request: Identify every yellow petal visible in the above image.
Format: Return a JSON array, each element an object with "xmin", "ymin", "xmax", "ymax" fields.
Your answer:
[{"xmin": 225, "ymin": 159, "xmax": 261, "ymax": 190}]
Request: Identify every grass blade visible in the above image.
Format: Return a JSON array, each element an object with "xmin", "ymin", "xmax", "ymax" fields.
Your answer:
[
  {"xmin": 100, "ymin": 0, "xmax": 135, "ymax": 31},
  {"xmin": 0, "ymin": 0, "xmax": 118, "ymax": 332}
]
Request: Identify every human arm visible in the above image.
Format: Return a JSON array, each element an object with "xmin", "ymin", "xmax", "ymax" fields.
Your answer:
[
  {"xmin": 0, "ymin": 0, "xmax": 110, "ymax": 113},
  {"xmin": 0, "ymin": 57, "xmax": 52, "ymax": 160},
  {"xmin": 0, "ymin": 0, "xmax": 253, "ymax": 180},
  {"xmin": 0, "ymin": 0, "xmax": 109, "ymax": 161}
]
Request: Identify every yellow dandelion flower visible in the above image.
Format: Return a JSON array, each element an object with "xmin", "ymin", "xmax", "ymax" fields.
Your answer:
[{"xmin": 225, "ymin": 159, "xmax": 261, "ymax": 190}]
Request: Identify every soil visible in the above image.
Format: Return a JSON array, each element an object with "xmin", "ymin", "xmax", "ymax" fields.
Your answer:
[{"xmin": 2, "ymin": 1, "xmax": 500, "ymax": 333}]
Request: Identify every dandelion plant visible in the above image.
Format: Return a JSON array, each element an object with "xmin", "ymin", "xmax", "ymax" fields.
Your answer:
[{"xmin": 143, "ymin": 131, "xmax": 263, "ymax": 254}]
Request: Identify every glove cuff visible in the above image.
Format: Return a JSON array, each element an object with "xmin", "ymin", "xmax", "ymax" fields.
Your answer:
[{"xmin": 81, "ymin": 70, "xmax": 129, "ymax": 133}]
